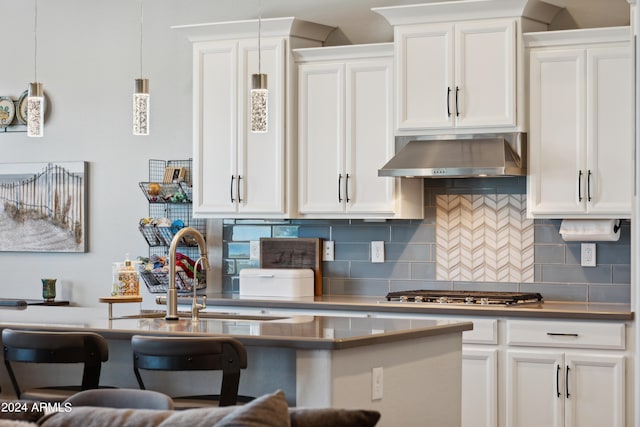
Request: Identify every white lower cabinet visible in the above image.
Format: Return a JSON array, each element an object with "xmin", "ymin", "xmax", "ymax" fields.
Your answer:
[
  {"xmin": 462, "ymin": 348, "xmax": 498, "ymax": 427},
  {"xmin": 505, "ymin": 320, "xmax": 626, "ymax": 427},
  {"xmin": 202, "ymin": 306, "xmax": 630, "ymax": 427}
]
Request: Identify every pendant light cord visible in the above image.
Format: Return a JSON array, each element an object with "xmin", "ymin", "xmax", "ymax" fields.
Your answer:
[
  {"xmin": 33, "ymin": 0, "xmax": 38, "ymax": 82},
  {"xmin": 257, "ymin": 0, "xmax": 262, "ymax": 75},
  {"xmin": 139, "ymin": 0, "xmax": 144, "ymax": 78}
]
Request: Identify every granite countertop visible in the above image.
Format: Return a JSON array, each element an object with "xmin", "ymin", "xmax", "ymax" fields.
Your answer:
[
  {"xmin": 0, "ymin": 305, "xmax": 472, "ymax": 350},
  {"xmin": 197, "ymin": 294, "xmax": 634, "ymax": 321}
]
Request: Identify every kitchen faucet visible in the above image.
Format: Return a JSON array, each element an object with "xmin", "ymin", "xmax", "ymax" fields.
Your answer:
[
  {"xmin": 191, "ymin": 257, "xmax": 207, "ymax": 321},
  {"xmin": 166, "ymin": 227, "xmax": 209, "ymax": 320}
]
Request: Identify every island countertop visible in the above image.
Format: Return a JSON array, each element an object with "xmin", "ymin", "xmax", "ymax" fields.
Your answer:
[
  {"xmin": 195, "ymin": 294, "xmax": 634, "ymax": 321},
  {"xmin": 0, "ymin": 305, "xmax": 472, "ymax": 350}
]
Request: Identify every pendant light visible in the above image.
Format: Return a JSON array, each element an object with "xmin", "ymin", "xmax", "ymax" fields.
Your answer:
[
  {"xmin": 133, "ymin": 0, "xmax": 149, "ymax": 136},
  {"xmin": 27, "ymin": 0, "xmax": 43, "ymax": 138},
  {"xmin": 250, "ymin": 0, "xmax": 268, "ymax": 133}
]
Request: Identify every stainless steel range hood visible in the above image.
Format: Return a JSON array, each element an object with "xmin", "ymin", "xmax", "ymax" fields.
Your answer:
[{"xmin": 378, "ymin": 132, "xmax": 526, "ymax": 178}]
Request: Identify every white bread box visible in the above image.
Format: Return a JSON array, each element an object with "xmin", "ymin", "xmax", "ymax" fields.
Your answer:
[{"xmin": 239, "ymin": 268, "xmax": 314, "ymax": 297}]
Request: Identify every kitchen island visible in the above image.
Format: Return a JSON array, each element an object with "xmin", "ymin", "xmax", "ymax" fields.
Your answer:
[{"xmin": 0, "ymin": 306, "xmax": 472, "ymax": 427}]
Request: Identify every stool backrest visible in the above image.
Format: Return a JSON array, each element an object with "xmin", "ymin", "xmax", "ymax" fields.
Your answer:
[
  {"xmin": 64, "ymin": 388, "xmax": 174, "ymax": 410},
  {"xmin": 2, "ymin": 328, "xmax": 109, "ymax": 398},
  {"xmin": 131, "ymin": 335, "xmax": 247, "ymax": 407}
]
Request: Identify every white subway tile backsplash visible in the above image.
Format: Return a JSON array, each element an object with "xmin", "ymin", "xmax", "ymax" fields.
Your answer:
[{"xmin": 221, "ymin": 178, "xmax": 630, "ymax": 302}]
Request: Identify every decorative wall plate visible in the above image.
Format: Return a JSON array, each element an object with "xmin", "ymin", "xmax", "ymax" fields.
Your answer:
[
  {"xmin": 16, "ymin": 90, "xmax": 28, "ymax": 124},
  {"xmin": 0, "ymin": 97, "xmax": 16, "ymax": 128}
]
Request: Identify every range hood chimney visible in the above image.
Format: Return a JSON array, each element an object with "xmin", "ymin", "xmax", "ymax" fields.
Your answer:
[{"xmin": 378, "ymin": 132, "xmax": 526, "ymax": 178}]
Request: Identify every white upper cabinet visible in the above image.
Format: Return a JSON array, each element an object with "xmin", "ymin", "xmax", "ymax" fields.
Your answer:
[
  {"xmin": 173, "ymin": 18, "xmax": 334, "ymax": 218},
  {"xmin": 295, "ymin": 44, "xmax": 424, "ymax": 219},
  {"xmin": 395, "ymin": 19, "xmax": 516, "ymax": 131},
  {"xmin": 526, "ymin": 27, "xmax": 633, "ymax": 218},
  {"xmin": 373, "ymin": 0, "xmax": 558, "ymax": 136}
]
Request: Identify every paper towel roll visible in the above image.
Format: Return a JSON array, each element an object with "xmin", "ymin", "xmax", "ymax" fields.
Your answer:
[{"xmin": 559, "ymin": 219, "xmax": 621, "ymax": 242}]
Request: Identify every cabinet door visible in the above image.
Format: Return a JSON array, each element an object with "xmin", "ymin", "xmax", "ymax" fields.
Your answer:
[
  {"xmin": 585, "ymin": 46, "xmax": 632, "ymax": 215},
  {"xmin": 237, "ymin": 38, "xmax": 286, "ymax": 214},
  {"xmin": 298, "ymin": 63, "xmax": 345, "ymax": 214},
  {"xmin": 395, "ymin": 23, "xmax": 453, "ymax": 130},
  {"xmin": 527, "ymin": 49, "xmax": 586, "ymax": 216},
  {"xmin": 345, "ymin": 58, "xmax": 395, "ymax": 214},
  {"xmin": 462, "ymin": 348, "xmax": 498, "ymax": 427},
  {"xmin": 506, "ymin": 350, "xmax": 564, "ymax": 427},
  {"xmin": 193, "ymin": 40, "xmax": 239, "ymax": 215},
  {"xmin": 454, "ymin": 19, "xmax": 516, "ymax": 128},
  {"xmin": 564, "ymin": 353, "xmax": 625, "ymax": 427}
]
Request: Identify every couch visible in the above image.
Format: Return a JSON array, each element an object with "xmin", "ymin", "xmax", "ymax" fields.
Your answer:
[{"xmin": 0, "ymin": 390, "xmax": 381, "ymax": 427}]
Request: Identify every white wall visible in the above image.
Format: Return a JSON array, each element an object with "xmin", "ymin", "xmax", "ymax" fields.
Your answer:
[
  {"xmin": 0, "ymin": 0, "xmax": 630, "ymax": 307},
  {"xmin": 0, "ymin": 0, "xmax": 411, "ymax": 307}
]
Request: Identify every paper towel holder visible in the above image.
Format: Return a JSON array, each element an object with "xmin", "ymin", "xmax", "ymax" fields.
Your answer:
[
  {"xmin": 613, "ymin": 220, "xmax": 621, "ymax": 233},
  {"xmin": 559, "ymin": 219, "xmax": 622, "ymax": 242}
]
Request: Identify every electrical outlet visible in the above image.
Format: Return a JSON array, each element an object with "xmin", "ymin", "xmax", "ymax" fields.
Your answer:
[
  {"xmin": 323, "ymin": 240, "xmax": 335, "ymax": 261},
  {"xmin": 371, "ymin": 241, "xmax": 385, "ymax": 263},
  {"xmin": 372, "ymin": 367, "xmax": 383, "ymax": 400},
  {"xmin": 581, "ymin": 243, "xmax": 596, "ymax": 267},
  {"xmin": 249, "ymin": 240, "xmax": 260, "ymax": 261}
]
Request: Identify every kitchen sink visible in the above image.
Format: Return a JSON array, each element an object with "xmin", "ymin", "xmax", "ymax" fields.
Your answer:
[{"xmin": 113, "ymin": 310, "xmax": 288, "ymax": 321}]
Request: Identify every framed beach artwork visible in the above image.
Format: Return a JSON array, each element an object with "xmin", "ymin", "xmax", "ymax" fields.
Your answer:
[{"xmin": 0, "ymin": 161, "xmax": 88, "ymax": 252}]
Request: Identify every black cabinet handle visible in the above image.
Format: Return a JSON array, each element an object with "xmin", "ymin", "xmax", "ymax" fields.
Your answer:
[
  {"xmin": 455, "ymin": 86, "xmax": 460, "ymax": 117},
  {"xmin": 566, "ymin": 366, "xmax": 570, "ymax": 398},
  {"xmin": 587, "ymin": 170, "xmax": 592, "ymax": 202},
  {"xmin": 345, "ymin": 174, "xmax": 351, "ymax": 203},
  {"xmin": 546, "ymin": 332, "xmax": 579, "ymax": 337},
  {"xmin": 338, "ymin": 174, "xmax": 343, "ymax": 203},
  {"xmin": 578, "ymin": 170, "xmax": 583, "ymax": 202},
  {"xmin": 230, "ymin": 175, "xmax": 235, "ymax": 203},
  {"xmin": 447, "ymin": 87, "xmax": 452, "ymax": 117},
  {"xmin": 556, "ymin": 364, "xmax": 561, "ymax": 398},
  {"xmin": 237, "ymin": 175, "xmax": 243, "ymax": 203}
]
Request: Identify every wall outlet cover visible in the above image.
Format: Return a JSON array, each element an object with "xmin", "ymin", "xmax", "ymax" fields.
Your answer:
[
  {"xmin": 249, "ymin": 240, "xmax": 260, "ymax": 261},
  {"xmin": 581, "ymin": 243, "xmax": 596, "ymax": 267},
  {"xmin": 323, "ymin": 240, "xmax": 335, "ymax": 262},
  {"xmin": 372, "ymin": 367, "xmax": 383, "ymax": 400},
  {"xmin": 371, "ymin": 241, "xmax": 385, "ymax": 263}
]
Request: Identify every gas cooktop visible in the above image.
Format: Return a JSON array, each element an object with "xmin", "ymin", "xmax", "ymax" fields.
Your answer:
[{"xmin": 384, "ymin": 290, "xmax": 543, "ymax": 306}]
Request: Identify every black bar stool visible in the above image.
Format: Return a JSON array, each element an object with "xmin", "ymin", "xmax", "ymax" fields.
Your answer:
[
  {"xmin": 2, "ymin": 328, "xmax": 110, "ymax": 403},
  {"xmin": 131, "ymin": 335, "xmax": 250, "ymax": 409}
]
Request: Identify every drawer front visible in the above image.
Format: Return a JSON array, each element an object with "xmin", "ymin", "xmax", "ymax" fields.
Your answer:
[
  {"xmin": 507, "ymin": 320, "xmax": 625, "ymax": 350},
  {"xmin": 463, "ymin": 318, "xmax": 498, "ymax": 344}
]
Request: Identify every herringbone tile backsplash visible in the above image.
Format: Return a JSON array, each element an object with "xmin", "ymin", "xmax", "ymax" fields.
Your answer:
[{"xmin": 436, "ymin": 194, "xmax": 534, "ymax": 283}]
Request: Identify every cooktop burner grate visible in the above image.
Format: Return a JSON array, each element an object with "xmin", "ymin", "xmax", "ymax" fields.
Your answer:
[{"xmin": 384, "ymin": 290, "xmax": 543, "ymax": 305}]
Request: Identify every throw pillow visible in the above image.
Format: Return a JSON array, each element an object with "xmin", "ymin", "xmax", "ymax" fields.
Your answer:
[
  {"xmin": 289, "ymin": 408, "xmax": 381, "ymax": 427},
  {"xmin": 214, "ymin": 390, "xmax": 291, "ymax": 427}
]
